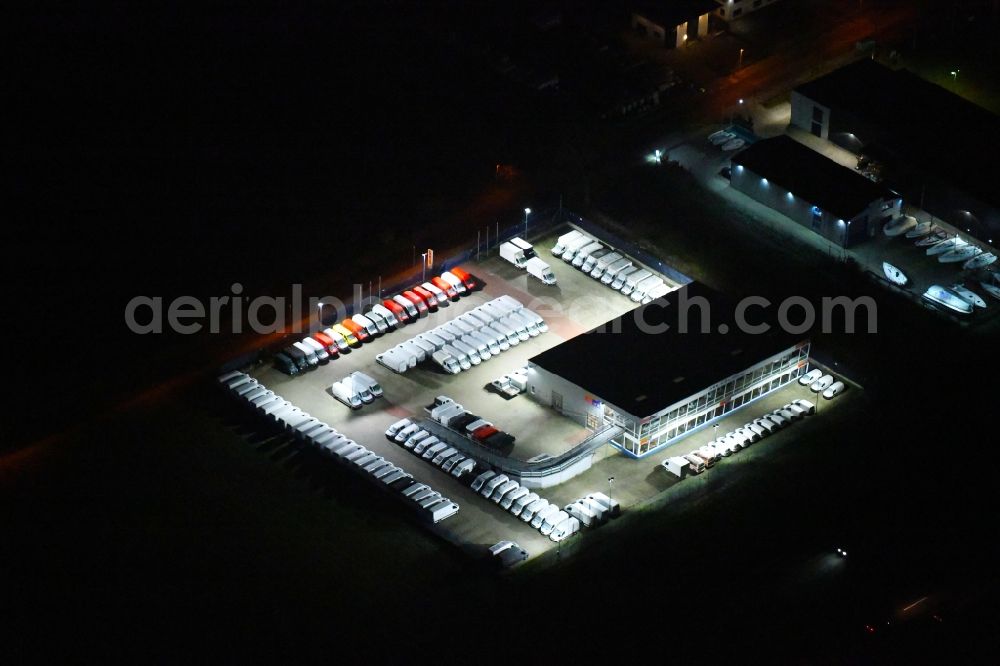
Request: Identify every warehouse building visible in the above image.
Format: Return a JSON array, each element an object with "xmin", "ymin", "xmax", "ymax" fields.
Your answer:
[
  {"xmin": 730, "ymin": 135, "xmax": 900, "ymax": 248},
  {"xmin": 714, "ymin": 0, "xmax": 783, "ymax": 22},
  {"xmin": 631, "ymin": 0, "xmax": 716, "ymax": 48},
  {"xmin": 790, "ymin": 59, "xmax": 1000, "ymax": 244},
  {"xmin": 526, "ymin": 283, "xmax": 810, "ymax": 458}
]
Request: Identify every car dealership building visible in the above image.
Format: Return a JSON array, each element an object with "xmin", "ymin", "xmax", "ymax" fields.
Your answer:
[{"xmin": 526, "ymin": 284, "xmax": 811, "ymax": 458}]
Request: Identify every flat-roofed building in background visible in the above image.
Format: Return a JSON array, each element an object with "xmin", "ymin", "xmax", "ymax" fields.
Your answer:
[
  {"xmin": 526, "ymin": 283, "xmax": 811, "ymax": 458},
  {"xmin": 791, "ymin": 59, "xmax": 1000, "ymax": 245},
  {"xmin": 714, "ymin": 0, "xmax": 783, "ymax": 21},
  {"xmin": 631, "ymin": 0, "xmax": 717, "ymax": 48},
  {"xmin": 730, "ymin": 135, "xmax": 901, "ymax": 248}
]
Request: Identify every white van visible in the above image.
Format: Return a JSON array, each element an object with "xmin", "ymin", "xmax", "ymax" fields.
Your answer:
[
  {"xmin": 501, "ymin": 487, "xmax": 530, "ymax": 511},
  {"xmin": 531, "ymin": 503, "xmax": 559, "ymax": 528},
  {"xmin": 550, "ymin": 516, "xmax": 581, "ymax": 542},
  {"xmin": 441, "ymin": 344, "xmax": 471, "ymax": 371},
  {"xmin": 481, "ymin": 474, "xmax": 509, "ymax": 498},
  {"xmin": 540, "ymin": 510, "xmax": 569, "ymax": 536},
  {"xmin": 441, "ymin": 454, "xmax": 465, "ymax": 473},
  {"xmin": 511, "ymin": 492, "xmax": 539, "ymax": 517},
  {"xmin": 470, "ymin": 470, "xmax": 496, "ymax": 493},
  {"xmin": 432, "ymin": 447, "xmax": 458, "ymax": 466},
  {"xmin": 301, "ymin": 337, "xmax": 330, "ymax": 362},
  {"xmin": 394, "ymin": 423, "xmax": 421, "ymax": 443},
  {"xmin": 823, "ymin": 381, "xmax": 845, "ymax": 399},
  {"xmin": 392, "ymin": 294, "xmax": 420, "ymax": 319},
  {"xmin": 564, "ymin": 501, "xmax": 597, "ymax": 527},
  {"xmin": 491, "ymin": 480, "xmax": 520, "ymax": 503},
  {"xmin": 371, "ymin": 303, "xmax": 399, "ymax": 328},
  {"xmin": 451, "ymin": 459, "xmax": 476, "ymax": 479},
  {"xmin": 794, "ymin": 398, "xmax": 816, "ymax": 415},
  {"xmin": 352, "ymin": 314, "xmax": 380, "ymax": 338},
  {"xmin": 421, "ymin": 282, "xmax": 449, "ymax": 306},
  {"xmin": 453, "ymin": 340, "xmax": 481, "ymax": 365},
  {"xmin": 799, "ymin": 368, "xmax": 822, "ymax": 386},
  {"xmin": 810, "ymin": 374, "xmax": 835, "ymax": 393},
  {"xmin": 522, "ymin": 499, "xmax": 550, "ymax": 523}
]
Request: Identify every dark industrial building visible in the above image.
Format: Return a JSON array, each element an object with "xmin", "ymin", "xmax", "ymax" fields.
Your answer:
[
  {"xmin": 631, "ymin": 0, "xmax": 717, "ymax": 48},
  {"xmin": 730, "ymin": 135, "xmax": 900, "ymax": 248},
  {"xmin": 791, "ymin": 59, "xmax": 1000, "ymax": 245},
  {"xmin": 526, "ymin": 283, "xmax": 811, "ymax": 458}
]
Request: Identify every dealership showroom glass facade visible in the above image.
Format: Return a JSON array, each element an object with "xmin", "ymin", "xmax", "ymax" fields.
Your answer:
[{"xmin": 615, "ymin": 341, "xmax": 811, "ymax": 456}]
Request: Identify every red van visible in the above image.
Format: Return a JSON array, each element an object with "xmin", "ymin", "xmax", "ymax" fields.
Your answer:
[
  {"xmin": 312, "ymin": 332, "xmax": 340, "ymax": 358},
  {"xmin": 341, "ymin": 318, "xmax": 370, "ymax": 343},
  {"xmin": 412, "ymin": 286, "xmax": 439, "ymax": 312},
  {"xmin": 382, "ymin": 298, "xmax": 411, "ymax": 324},
  {"xmin": 402, "ymin": 290, "xmax": 429, "ymax": 316},
  {"xmin": 431, "ymin": 276, "xmax": 459, "ymax": 300},
  {"xmin": 448, "ymin": 266, "xmax": 481, "ymax": 291}
]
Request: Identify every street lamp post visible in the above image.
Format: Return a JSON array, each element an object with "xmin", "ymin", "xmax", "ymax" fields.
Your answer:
[
  {"xmin": 524, "ymin": 208, "xmax": 531, "ymax": 238},
  {"xmin": 608, "ymin": 476, "xmax": 614, "ymax": 521},
  {"xmin": 951, "ymin": 69, "xmax": 960, "ymax": 82},
  {"xmin": 738, "ymin": 48, "xmax": 744, "ymax": 70},
  {"xmin": 421, "ymin": 253, "xmax": 427, "ymax": 282}
]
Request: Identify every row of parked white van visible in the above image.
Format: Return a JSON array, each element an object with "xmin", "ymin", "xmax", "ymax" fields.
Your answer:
[
  {"xmin": 218, "ymin": 371, "xmax": 459, "ymax": 524},
  {"xmin": 386, "ymin": 418, "xmax": 479, "ymax": 480},
  {"xmin": 467, "ymin": 470, "xmax": 580, "ymax": 542},
  {"xmin": 330, "ymin": 371, "xmax": 383, "ymax": 410},
  {"xmin": 660, "ymin": 398, "xmax": 816, "ymax": 479},
  {"xmin": 551, "ymin": 229, "xmax": 671, "ymax": 304},
  {"xmin": 798, "ymin": 368, "xmax": 846, "ymax": 399},
  {"xmin": 376, "ymin": 295, "xmax": 548, "ymax": 375}
]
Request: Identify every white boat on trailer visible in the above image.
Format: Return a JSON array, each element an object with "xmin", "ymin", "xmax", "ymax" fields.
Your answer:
[
  {"xmin": 905, "ymin": 221, "xmax": 934, "ymax": 239},
  {"xmin": 939, "ymin": 244, "xmax": 982, "ymax": 264},
  {"xmin": 922, "ymin": 285, "xmax": 973, "ymax": 314},
  {"xmin": 883, "ymin": 215, "xmax": 916, "ymax": 237},
  {"xmin": 951, "ymin": 284, "xmax": 986, "ymax": 309},
  {"xmin": 916, "ymin": 231, "xmax": 949, "ymax": 247},
  {"xmin": 964, "ymin": 252, "xmax": 996, "ymax": 270},
  {"xmin": 927, "ymin": 237, "xmax": 963, "ymax": 256},
  {"xmin": 882, "ymin": 261, "xmax": 908, "ymax": 286},
  {"xmin": 979, "ymin": 273, "xmax": 1000, "ymax": 302}
]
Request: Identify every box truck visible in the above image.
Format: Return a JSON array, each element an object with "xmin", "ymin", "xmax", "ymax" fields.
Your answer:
[
  {"xmin": 419, "ymin": 499, "xmax": 459, "ymax": 523},
  {"xmin": 561, "ymin": 234, "xmax": 594, "ymax": 263},
  {"xmin": 631, "ymin": 275, "xmax": 664, "ymax": 303},
  {"xmin": 580, "ymin": 248, "xmax": 610, "ymax": 273},
  {"xmin": 500, "ymin": 241, "xmax": 529, "ymax": 268},
  {"xmin": 599, "ymin": 258, "xmax": 631, "ymax": 284},
  {"xmin": 571, "ymin": 242, "xmax": 603, "ymax": 268},
  {"xmin": 551, "ymin": 229, "xmax": 583, "ymax": 256},
  {"xmin": 610, "ymin": 265, "xmax": 638, "ymax": 291},
  {"xmin": 621, "ymin": 269, "xmax": 652, "ymax": 296},
  {"xmin": 453, "ymin": 340, "xmax": 481, "ymax": 365},
  {"xmin": 588, "ymin": 252, "xmax": 622, "ymax": 279},
  {"xmin": 526, "ymin": 257, "xmax": 557, "ymax": 285},
  {"xmin": 564, "ymin": 501, "xmax": 597, "ymax": 527}
]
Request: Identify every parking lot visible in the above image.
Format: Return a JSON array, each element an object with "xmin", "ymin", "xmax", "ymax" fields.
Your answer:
[{"xmin": 241, "ymin": 230, "xmax": 855, "ymax": 561}]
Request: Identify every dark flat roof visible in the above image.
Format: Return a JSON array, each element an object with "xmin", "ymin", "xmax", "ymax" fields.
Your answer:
[
  {"xmin": 795, "ymin": 59, "xmax": 1000, "ymax": 208},
  {"xmin": 529, "ymin": 283, "xmax": 805, "ymax": 418},
  {"xmin": 633, "ymin": 0, "xmax": 718, "ymax": 28},
  {"xmin": 731, "ymin": 135, "xmax": 892, "ymax": 220}
]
